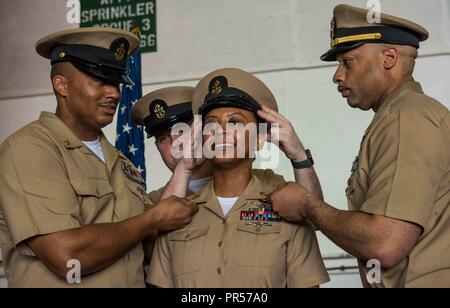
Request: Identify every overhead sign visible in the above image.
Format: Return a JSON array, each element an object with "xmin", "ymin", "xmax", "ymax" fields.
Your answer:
[{"xmin": 80, "ymin": 0, "xmax": 157, "ymax": 53}]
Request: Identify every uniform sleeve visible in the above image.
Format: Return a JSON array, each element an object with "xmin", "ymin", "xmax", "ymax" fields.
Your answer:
[
  {"xmin": 146, "ymin": 187, "xmax": 165, "ymax": 208},
  {"xmin": 360, "ymin": 112, "xmax": 444, "ymax": 229},
  {"xmin": 286, "ymin": 221, "xmax": 330, "ymax": 288},
  {"xmin": 0, "ymin": 133, "xmax": 81, "ymax": 249},
  {"xmin": 147, "ymin": 233, "xmax": 174, "ymax": 288}
]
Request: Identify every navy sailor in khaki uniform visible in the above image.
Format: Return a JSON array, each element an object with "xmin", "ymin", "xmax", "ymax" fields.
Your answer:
[
  {"xmin": 131, "ymin": 87, "xmax": 293, "ymax": 205},
  {"xmin": 131, "ymin": 87, "xmax": 214, "ymax": 204},
  {"xmin": 269, "ymin": 4, "xmax": 450, "ymax": 288},
  {"xmin": 148, "ymin": 68, "xmax": 329, "ymax": 288},
  {"xmin": 0, "ymin": 27, "xmax": 197, "ymax": 288}
]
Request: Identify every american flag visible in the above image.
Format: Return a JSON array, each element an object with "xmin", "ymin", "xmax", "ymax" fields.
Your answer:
[{"xmin": 115, "ymin": 27, "xmax": 146, "ymax": 186}]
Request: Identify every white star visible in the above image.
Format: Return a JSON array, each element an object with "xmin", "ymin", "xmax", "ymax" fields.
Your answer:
[
  {"xmin": 131, "ymin": 99, "xmax": 138, "ymax": 106},
  {"xmin": 131, "ymin": 56, "xmax": 135, "ymax": 64},
  {"xmin": 120, "ymin": 105, "xmax": 127, "ymax": 115},
  {"xmin": 122, "ymin": 123, "xmax": 133, "ymax": 134},
  {"xmin": 129, "ymin": 144, "xmax": 138, "ymax": 156},
  {"xmin": 137, "ymin": 166, "xmax": 144, "ymax": 174}
]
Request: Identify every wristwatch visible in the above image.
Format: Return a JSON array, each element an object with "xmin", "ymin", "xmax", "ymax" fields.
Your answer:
[{"xmin": 291, "ymin": 149, "xmax": 314, "ymax": 169}]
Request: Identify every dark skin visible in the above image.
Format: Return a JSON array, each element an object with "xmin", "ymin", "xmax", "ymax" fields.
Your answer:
[
  {"xmin": 257, "ymin": 105, "xmax": 324, "ymax": 201},
  {"xmin": 164, "ymin": 104, "xmax": 325, "ymax": 200},
  {"xmin": 26, "ymin": 197, "xmax": 196, "ymax": 278},
  {"xmin": 24, "ymin": 62, "xmax": 198, "ymax": 279},
  {"xmin": 333, "ymin": 44, "xmax": 416, "ymax": 111},
  {"xmin": 269, "ymin": 182, "xmax": 421, "ymax": 269},
  {"xmin": 203, "ymin": 108, "xmax": 261, "ymax": 197},
  {"xmin": 203, "ymin": 107, "xmax": 320, "ymax": 287},
  {"xmin": 52, "ymin": 63, "xmax": 120, "ymax": 141},
  {"xmin": 269, "ymin": 44, "xmax": 422, "ymax": 269},
  {"xmin": 150, "ymin": 106, "xmax": 324, "ymax": 288}
]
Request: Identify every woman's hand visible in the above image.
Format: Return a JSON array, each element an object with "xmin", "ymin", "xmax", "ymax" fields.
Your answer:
[{"xmin": 257, "ymin": 105, "xmax": 308, "ymax": 162}]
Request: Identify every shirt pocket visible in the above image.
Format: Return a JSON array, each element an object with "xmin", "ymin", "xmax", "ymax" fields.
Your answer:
[
  {"xmin": 346, "ymin": 155, "xmax": 361, "ymax": 197},
  {"xmin": 168, "ymin": 226, "xmax": 209, "ymax": 275},
  {"xmin": 70, "ymin": 178, "xmax": 114, "ymax": 222},
  {"xmin": 235, "ymin": 221, "xmax": 282, "ymax": 268},
  {"xmin": 345, "ymin": 158, "xmax": 368, "ymax": 211}
]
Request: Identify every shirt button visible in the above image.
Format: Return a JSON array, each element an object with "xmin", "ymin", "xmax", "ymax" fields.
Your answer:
[
  {"xmin": 217, "ymin": 268, "xmax": 222, "ymax": 274},
  {"xmin": 218, "ymin": 241, "xmax": 223, "ymax": 247}
]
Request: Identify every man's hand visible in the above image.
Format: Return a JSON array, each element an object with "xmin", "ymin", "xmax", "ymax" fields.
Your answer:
[
  {"xmin": 268, "ymin": 182, "xmax": 313, "ymax": 223},
  {"xmin": 24, "ymin": 196, "xmax": 198, "ymax": 279},
  {"xmin": 150, "ymin": 196, "xmax": 199, "ymax": 232},
  {"xmin": 257, "ymin": 105, "xmax": 308, "ymax": 162}
]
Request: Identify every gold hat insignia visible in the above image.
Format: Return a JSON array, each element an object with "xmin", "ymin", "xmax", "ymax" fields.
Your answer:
[
  {"xmin": 211, "ymin": 80, "xmax": 222, "ymax": 94},
  {"xmin": 115, "ymin": 43, "xmax": 126, "ymax": 62},
  {"xmin": 154, "ymin": 104, "xmax": 166, "ymax": 119}
]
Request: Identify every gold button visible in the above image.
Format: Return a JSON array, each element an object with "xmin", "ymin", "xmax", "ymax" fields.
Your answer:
[
  {"xmin": 59, "ymin": 52, "xmax": 65, "ymax": 58},
  {"xmin": 63, "ymin": 140, "xmax": 71, "ymax": 146}
]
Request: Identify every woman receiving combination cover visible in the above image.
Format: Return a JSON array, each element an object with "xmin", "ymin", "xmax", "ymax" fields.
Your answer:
[{"xmin": 148, "ymin": 68, "xmax": 330, "ymax": 288}]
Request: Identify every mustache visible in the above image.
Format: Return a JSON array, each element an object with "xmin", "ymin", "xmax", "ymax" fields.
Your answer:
[
  {"xmin": 337, "ymin": 85, "xmax": 349, "ymax": 93},
  {"xmin": 99, "ymin": 100, "xmax": 118, "ymax": 107}
]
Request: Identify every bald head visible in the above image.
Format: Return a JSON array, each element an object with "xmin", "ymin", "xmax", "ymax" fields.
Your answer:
[
  {"xmin": 333, "ymin": 43, "xmax": 418, "ymax": 111},
  {"xmin": 51, "ymin": 62, "xmax": 73, "ymax": 80},
  {"xmin": 50, "ymin": 62, "xmax": 76, "ymax": 99},
  {"xmin": 393, "ymin": 44, "xmax": 417, "ymax": 76},
  {"xmin": 367, "ymin": 43, "xmax": 417, "ymax": 78}
]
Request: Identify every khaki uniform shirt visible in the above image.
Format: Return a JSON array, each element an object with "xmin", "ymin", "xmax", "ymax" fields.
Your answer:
[
  {"xmin": 0, "ymin": 112, "xmax": 152, "ymax": 288},
  {"xmin": 148, "ymin": 169, "xmax": 329, "ymax": 288},
  {"xmin": 147, "ymin": 170, "xmax": 268, "ymax": 204},
  {"xmin": 346, "ymin": 82, "xmax": 450, "ymax": 288}
]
